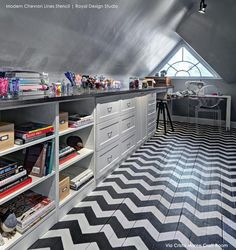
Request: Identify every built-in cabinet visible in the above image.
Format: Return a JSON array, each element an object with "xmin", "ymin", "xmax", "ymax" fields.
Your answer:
[{"xmin": 0, "ymin": 90, "xmax": 157, "ymax": 250}]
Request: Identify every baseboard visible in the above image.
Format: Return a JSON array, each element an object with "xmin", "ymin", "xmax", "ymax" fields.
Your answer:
[{"xmin": 172, "ymin": 115, "xmax": 230, "ymax": 127}]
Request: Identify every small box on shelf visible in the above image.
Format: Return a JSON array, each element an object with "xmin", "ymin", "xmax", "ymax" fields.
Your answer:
[
  {"xmin": 0, "ymin": 122, "xmax": 14, "ymax": 152},
  {"xmin": 59, "ymin": 112, "xmax": 69, "ymax": 132},
  {"xmin": 59, "ymin": 175, "xmax": 70, "ymax": 201}
]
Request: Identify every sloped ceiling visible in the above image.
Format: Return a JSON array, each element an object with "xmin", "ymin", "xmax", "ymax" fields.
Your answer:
[
  {"xmin": 177, "ymin": 0, "xmax": 236, "ymax": 83},
  {"xmin": 0, "ymin": 0, "xmax": 192, "ymax": 78}
]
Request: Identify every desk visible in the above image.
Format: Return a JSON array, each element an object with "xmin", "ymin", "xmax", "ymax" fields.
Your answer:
[{"xmin": 170, "ymin": 95, "xmax": 231, "ymax": 131}]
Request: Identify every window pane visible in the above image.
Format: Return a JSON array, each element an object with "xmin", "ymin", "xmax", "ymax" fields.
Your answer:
[
  {"xmin": 175, "ymin": 71, "xmax": 190, "ymax": 77},
  {"xmin": 197, "ymin": 63, "xmax": 214, "ymax": 77},
  {"xmin": 183, "ymin": 48, "xmax": 199, "ymax": 64},
  {"xmin": 166, "ymin": 67, "xmax": 177, "ymax": 76},
  {"xmin": 168, "ymin": 48, "xmax": 183, "ymax": 65},
  {"xmin": 172, "ymin": 62, "xmax": 193, "ymax": 71},
  {"xmin": 188, "ymin": 66, "xmax": 201, "ymax": 77}
]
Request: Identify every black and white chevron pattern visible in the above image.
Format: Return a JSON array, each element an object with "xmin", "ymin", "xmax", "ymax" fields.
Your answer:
[{"xmin": 30, "ymin": 122, "xmax": 236, "ymax": 250}]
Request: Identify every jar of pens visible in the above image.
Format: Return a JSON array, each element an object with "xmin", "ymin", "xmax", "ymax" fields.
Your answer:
[{"xmin": 0, "ymin": 78, "xmax": 20, "ymax": 100}]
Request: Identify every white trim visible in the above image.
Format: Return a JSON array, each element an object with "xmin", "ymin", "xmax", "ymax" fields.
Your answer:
[
  {"xmin": 172, "ymin": 115, "xmax": 236, "ymax": 129},
  {"xmin": 151, "ymin": 41, "xmax": 222, "ymax": 80}
]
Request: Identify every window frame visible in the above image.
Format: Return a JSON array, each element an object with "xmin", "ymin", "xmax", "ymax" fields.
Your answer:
[{"xmin": 154, "ymin": 41, "xmax": 222, "ymax": 80}]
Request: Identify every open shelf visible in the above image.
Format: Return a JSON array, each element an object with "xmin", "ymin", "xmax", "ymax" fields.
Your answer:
[
  {"xmin": 59, "ymin": 122, "xmax": 94, "ymax": 137},
  {"xmin": 59, "ymin": 148, "xmax": 94, "ymax": 172},
  {"xmin": 59, "ymin": 177, "xmax": 94, "ymax": 208},
  {"xmin": 0, "ymin": 209, "xmax": 55, "ymax": 250},
  {"xmin": 0, "ymin": 171, "xmax": 55, "ymax": 206},
  {"xmin": 0, "ymin": 134, "xmax": 55, "ymax": 157}
]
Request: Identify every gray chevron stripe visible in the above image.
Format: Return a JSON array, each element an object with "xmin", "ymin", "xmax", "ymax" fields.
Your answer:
[{"xmin": 30, "ymin": 122, "xmax": 236, "ymax": 250}]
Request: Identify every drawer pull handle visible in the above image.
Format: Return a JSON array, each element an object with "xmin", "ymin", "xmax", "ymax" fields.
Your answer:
[
  {"xmin": 127, "ymin": 102, "xmax": 131, "ymax": 108},
  {"xmin": 62, "ymin": 187, "xmax": 68, "ymax": 192},
  {"xmin": 0, "ymin": 135, "xmax": 9, "ymax": 141},
  {"xmin": 107, "ymin": 131, "xmax": 113, "ymax": 138},
  {"xmin": 60, "ymin": 120, "xmax": 66, "ymax": 124},
  {"xmin": 107, "ymin": 107, "xmax": 113, "ymax": 113},
  {"xmin": 107, "ymin": 156, "xmax": 113, "ymax": 163},
  {"xmin": 127, "ymin": 123, "xmax": 131, "ymax": 128},
  {"xmin": 127, "ymin": 143, "xmax": 131, "ymax": 148}
]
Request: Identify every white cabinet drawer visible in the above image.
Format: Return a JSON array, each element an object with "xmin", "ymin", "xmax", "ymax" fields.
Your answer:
[
  {"xmin": 120, "ymin": 133, "xmax": 136, "ymax": 158},
  {"xmin": 147, "ymin": 92, "xmax": 156, "ymax": 104},
  {"xmin": 147, "ymin": 111, "xmax": 156, "ymax": 126},
  {"xmin": 120, "ymin": 112, "xmax": 136, "ymax": 138},
  {"xmin": 96, "ymin": 98, "xmax": 120, "ymax": 124},
  {"xmin": 96, "ymin": 141, "xmax": 120, "ymax": 179},
  {"xmin": 148, "ymin": 102, "xmax": 156, "ymax": 115},
  {"xmin": 96, "ymin": 117, "xmax": 120, "ymax": 150},
  {"xmin": 121, "ymin": 97, "xmax": 136, "ymax": 114}
]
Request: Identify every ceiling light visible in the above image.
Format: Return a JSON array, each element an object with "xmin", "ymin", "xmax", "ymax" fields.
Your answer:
[{"xmin": 199, "ymin": 0, "xmax": 207, "ymax": 14}]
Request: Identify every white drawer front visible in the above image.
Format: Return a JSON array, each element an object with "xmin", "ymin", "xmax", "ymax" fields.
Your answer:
[
  {"xmin": 121, "ymin": 98, "xmax": 136, "ymax": 114},
  {"xmin": 96, "ymin": 117, "xmax": 120, "ymax": 150},
  {"xmin": 120, "ymin": 133, "xmax": 136, "ymax": 158},
  {"xmin": 96, "ymin": 99, "xmax": 120, "ymax": 124},
  {"xmin": 120, "ymin": 113, "xmax": 136, "ymax": 137},
  {"xmin": 148, "ymin": 92, "xmax": 156, "ymax": 104},
  {"xmin": 147, "ymin": 111, "xmax": 156, "ymax": 126},
  {"xmin": 96, "ymin": 141, "xmax": 120, "ymax": 179},
  {"xmin": 148, "ymin": 102, "xmax": 156, "ymax": 115}
]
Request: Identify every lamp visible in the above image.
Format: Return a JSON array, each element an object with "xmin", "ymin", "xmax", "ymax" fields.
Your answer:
[{"xmin": 199, "ymin": 0, "xmax": 207, "ymax": 14}]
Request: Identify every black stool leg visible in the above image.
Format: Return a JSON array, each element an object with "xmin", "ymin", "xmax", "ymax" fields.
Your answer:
[
  {"xmin": 156, "ymin": 102, "xmax": 161, "ymax": 130},
  {"xmin": 162, "ymin": 102, "xmax": 167, "ymax": 134},
  {"xmin": 164, "ymin": 102, "xmax": 174, "ymax": 132}
]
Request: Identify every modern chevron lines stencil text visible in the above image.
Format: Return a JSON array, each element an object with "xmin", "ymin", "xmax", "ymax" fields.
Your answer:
[{"xmin": 30, "ymin": 122, "xmax": 236, "ymax": 250}]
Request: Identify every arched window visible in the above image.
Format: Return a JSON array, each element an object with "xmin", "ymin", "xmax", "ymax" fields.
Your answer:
[{"xmin": 156, "ymin": 42, "xmax": 221, "ymax": 79}]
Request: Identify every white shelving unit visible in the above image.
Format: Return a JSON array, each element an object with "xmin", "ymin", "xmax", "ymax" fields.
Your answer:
[{"xmin": 0, "ymin": 90, "xmax": 159, "ymax": 250}]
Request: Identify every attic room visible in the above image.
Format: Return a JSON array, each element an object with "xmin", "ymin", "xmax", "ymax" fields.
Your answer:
[{"xmin": 0, "ymin": 0, "xmax": 235, "ymax": 249}]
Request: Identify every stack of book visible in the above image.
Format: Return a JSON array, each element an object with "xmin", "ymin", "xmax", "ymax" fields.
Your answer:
[
  {"xmin": 0, "ymin": 190, "xmax": 55, "ymax": 234},
  {"xmin": 63, "ymin": 167, "xmax": 94, "ymax": 190},
  {"xmin": 15, "ymin": 122, "xmax": 54, "ymax": 144},
  {"xmin": 0, "ymin": 158, "xmax": 32, "ymax": 199},
  {"xmin": 59, "ymin": 145, "xmax": 78, "ymax": 165},
  {"xmin": 1, "ymin": 70, "xmax": 49, "ymax": 95},
  {"xmin": 24, "ymin": 141, "xmax": 54, "ymax": 177},
  {"xmin": 68, "ymin": 114, "xmax": 93, "ymax": 128}
]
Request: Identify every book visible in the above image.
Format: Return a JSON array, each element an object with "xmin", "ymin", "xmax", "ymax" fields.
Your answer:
[
  {"xmin": 0, "ymin": 190, "xmax": 55, "ymax": 233},
  {"xmin": 15, "ymin": 122, "xmax": 54, "ymax": 139},
  {"xmin": 17, "ymin": 198, "xmax": 55, "ymax": 229},
  {"xmin": 45, "ymin": 140, "xmax": 55, "ymax": 175},
  {"xmin": 24, "ymin": 143, "xmax": 48, "ymax": 177},
  {"xmin": 0, "ymin": 176, "xmax": 32, "ymax": 199},
  {"xmin": 0, "ymin": 169, "xmax": 27, "ymax": 188},
  {"xmin": 0, "ymin": 165, "xmax": 24, "ymax": 181},
  {"xmin": 15, "ymin": 133, "xmax": 46, "ymax": 143},
  {"xmin": 59, "ymin": 152, "xmax": 78, "ymax": 165},
  {"xmin": 63, "ymin": 167, "xmax": 94, "ymax": 190},
  {"xmin": 0, "ymin": 158, "xmax": 18, "ymax": 175}
]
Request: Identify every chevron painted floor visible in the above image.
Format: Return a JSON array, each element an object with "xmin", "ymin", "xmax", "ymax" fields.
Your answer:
[{"xmin": 30, "ymin": 122, "xmax": 236, "ymax": 250}]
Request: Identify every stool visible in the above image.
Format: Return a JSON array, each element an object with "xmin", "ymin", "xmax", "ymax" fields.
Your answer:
[{"xmin": 156, "ymin": 99, "xmax": 174, "ymax": 134}]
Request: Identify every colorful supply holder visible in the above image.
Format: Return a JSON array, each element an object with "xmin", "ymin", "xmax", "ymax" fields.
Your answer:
[{"xmin": 0, "ymin": 78, "xmax": 9, "ymax": 98}]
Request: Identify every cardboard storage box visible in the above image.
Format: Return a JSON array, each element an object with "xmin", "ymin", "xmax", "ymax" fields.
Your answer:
[
  {"xmin": 59, "ymin": 112, "xmax": 69, "ymax": 131},
  {"xmin": 0, "ymin": 122, "xmax": 14, "ymax": 151},
  {"xmin": 59, "ymin": 175, "xmax": 70, "ymax": 201}
]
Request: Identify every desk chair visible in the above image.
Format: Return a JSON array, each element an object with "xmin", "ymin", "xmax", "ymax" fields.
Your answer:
[{"xmin": 195, "ymin": 85, "xmax": 223, "ymax": 128}]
